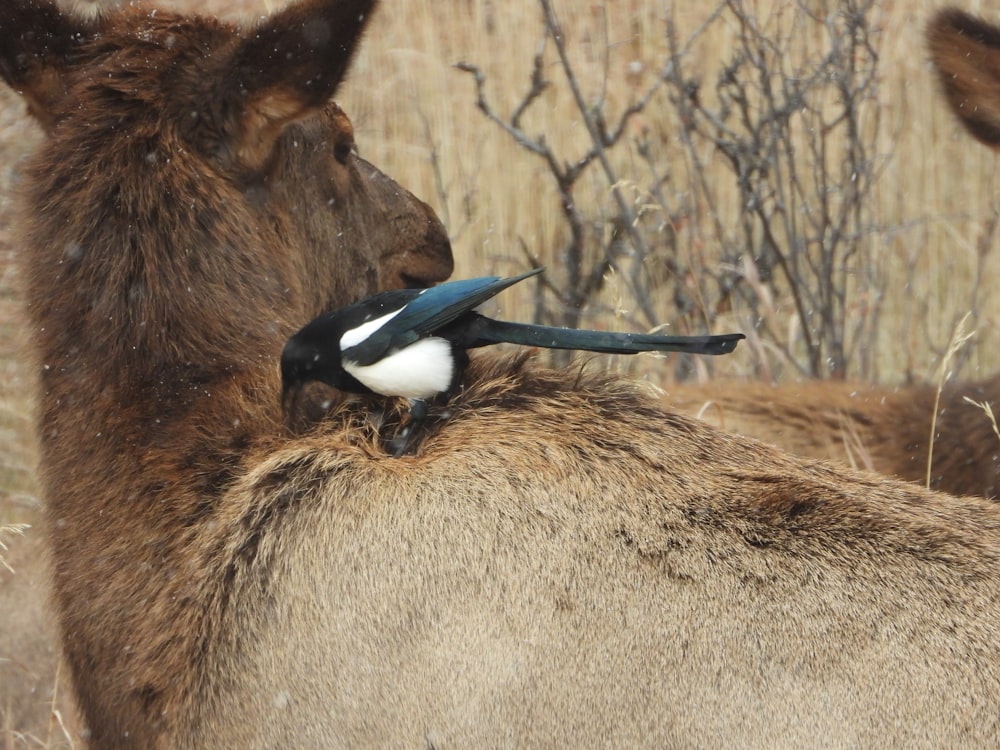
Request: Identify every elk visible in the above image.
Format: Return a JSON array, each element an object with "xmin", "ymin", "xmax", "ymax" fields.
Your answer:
[
  {"xmin": 3, "ymin": 0, "xmax": 1000, "ymax": 747},
  {"xmin": 663, "ymin": 8, "xmax": 1000, "ymax": 502},
  {"xmin": 666, "ymin": 377, "xmax": 1000, "ymax": 498}
]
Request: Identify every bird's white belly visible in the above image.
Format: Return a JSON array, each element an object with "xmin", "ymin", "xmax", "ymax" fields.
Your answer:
[{"xmin": 343, "ymin": 337, "xmax": 454, "ymax": 400}]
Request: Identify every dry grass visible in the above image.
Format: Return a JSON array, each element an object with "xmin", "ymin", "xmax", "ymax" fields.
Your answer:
[
  {"xmin": 3, "ymin": 0, "xmax": 999, "ymax": 745},
  {"xmin": 926, "ymin": 312, "xmax": 976, "ymax": 488}
]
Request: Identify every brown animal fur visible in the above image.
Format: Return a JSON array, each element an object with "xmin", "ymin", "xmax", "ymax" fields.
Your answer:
[
  {"xmin": 4, "ymin": 0, "xmax": 1000, "ymax": 747},
  {"xmin": 927, "ymin": 8, "xmax": 1000, "ymax": 149},
  {"xmin": 187, "ymin": 354, "xmax": 1000, "ymax": 748},
  {"xmin": 666, "ymin": 378, "xmax": 1000, "ymax": 499},
  {"xmin": 663, "ymin": 9, "xmax": 1000, "ymax": 501}
]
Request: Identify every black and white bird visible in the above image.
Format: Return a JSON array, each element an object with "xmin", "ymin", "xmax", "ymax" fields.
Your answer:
[{"xmin": 281, "ymin": 268, "xmax": 744, "ymax": 442}]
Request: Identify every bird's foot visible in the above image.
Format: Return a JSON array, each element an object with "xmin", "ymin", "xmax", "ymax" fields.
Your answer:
[
  {"xmin": 386, "ymin": 399, "xmax": 428, "ymax": 457},
  {"xmin": 387, "ymin": 425, "xmax": 416, "ymax": 457}
]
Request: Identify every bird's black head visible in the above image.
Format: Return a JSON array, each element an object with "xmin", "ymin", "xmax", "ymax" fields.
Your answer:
[
  {"xmin": 280, "ymin": 318, "xmax": 374, "ymax": 423},
  {"xmin": 280, "ymin": 335, "xmax": 324, "ymax": 418}
]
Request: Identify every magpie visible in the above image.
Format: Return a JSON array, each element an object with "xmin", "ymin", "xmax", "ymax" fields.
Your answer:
[{"xmin": 281, "ymin": 268, "xmax": 744, "ymax": 448}]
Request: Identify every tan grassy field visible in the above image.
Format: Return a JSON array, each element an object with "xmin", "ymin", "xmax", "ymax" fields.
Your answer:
[{"xmin": 2, "ymin": 0, "xmax": 998, "ymax": 745}]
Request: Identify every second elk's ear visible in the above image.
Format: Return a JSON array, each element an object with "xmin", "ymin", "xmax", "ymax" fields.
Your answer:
[
  {"xmin": 218, "ymin": 0, "xmax": 376, "ymax": 171},
  {"xmin": 0, "ymin": 0, "xmax": 103, "ymax": 131},
  {"xmin": 927, "ymin": 8, "xmax": 1000, "ymax": 149}
]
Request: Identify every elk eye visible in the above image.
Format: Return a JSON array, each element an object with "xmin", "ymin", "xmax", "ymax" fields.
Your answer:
[{"xmin": 334, "ymin": 140, "xmax": 354, "ymax": 165}]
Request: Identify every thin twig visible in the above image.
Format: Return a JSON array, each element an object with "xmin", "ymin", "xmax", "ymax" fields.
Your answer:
[{"xmin": 539, "ymin": 0, "xmax": 658, "ymax": 326}]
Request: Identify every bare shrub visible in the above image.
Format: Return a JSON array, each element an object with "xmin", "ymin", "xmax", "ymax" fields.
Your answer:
[{"xmin": 458, "ymin": 0, "xmax": 897, "ymax": 381}]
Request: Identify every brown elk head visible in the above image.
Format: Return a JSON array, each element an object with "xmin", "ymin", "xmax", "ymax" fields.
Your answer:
[{"xmin": 0, "ymin": 0, "xmax": 452, "ymax": 398}]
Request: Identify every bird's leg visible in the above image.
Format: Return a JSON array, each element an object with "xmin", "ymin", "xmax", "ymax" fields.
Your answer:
[
  {"xmin": 409, "ymin": 398, "xmax": 429, "ymax": 422},
  {"xmin": 388, "ymin": 398, "xmax": 429, "ymax": 457}
]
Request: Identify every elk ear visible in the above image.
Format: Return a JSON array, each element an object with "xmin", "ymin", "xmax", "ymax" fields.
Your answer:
[
  {"xmin": 223, "ymin": 0, "xmax": 376, "ymax": 168},
  {"xmin": 928, "ymin": 9, "xmax": 1000, "ymax": 149},
  {"xmin": 0, "ymin": 0, "xmax": 101, "ymax": 130}
]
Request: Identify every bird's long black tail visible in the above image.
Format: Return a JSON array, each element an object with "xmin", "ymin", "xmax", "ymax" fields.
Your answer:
[{"xmin": 463, "ymin": 316, "xmax": 745, "ymax": 355}]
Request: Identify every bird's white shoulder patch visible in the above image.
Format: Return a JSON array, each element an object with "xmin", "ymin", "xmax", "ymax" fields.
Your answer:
[
  {"xmin": 343, "ymin": 337, "xmax": 454, "ymax": 400},
  {"xmin": 340, "ymin": 308, "xmax": 404, "ymax": 349}
]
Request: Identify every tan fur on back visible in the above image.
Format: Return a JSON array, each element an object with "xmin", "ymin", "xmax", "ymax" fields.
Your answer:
[{"xmin": 180, "ymin": 355, "xmax": 1000, "ymax": 747}]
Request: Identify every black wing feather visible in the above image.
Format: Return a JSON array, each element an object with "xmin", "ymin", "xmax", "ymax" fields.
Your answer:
[{"xmin": 344, "ymin": 268, "xmax": 541, "ymax": 366}]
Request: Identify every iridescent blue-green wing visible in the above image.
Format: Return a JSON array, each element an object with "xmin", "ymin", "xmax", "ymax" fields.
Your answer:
[{"xmin": 344, "ymin": 268, "xmax": 542, "ymax": 366}]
